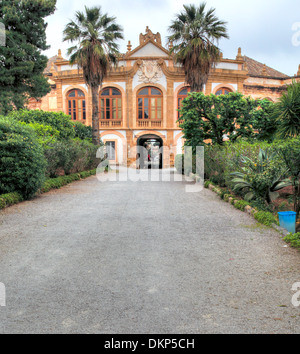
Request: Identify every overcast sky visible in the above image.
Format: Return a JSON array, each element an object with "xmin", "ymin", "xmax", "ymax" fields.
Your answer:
[{"xmin": 44, "ymin": 0, "xmax": 300, "ymax": 76}]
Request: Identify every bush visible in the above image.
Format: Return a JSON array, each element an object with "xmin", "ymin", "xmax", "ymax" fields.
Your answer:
[
  {"xmin": 234, "ymin": 200, "xmax": 250, "ymax": 211},
  {"xmin": 284, "ymin": 233, "xmax": 300, "ymax": 250},
  {"xmin": 8, "ymin": 110, "xmax": 75, "ymax": 140},
  {"xmin": 0, "ymin": 192, "xmax": 23, "ymax": 210},
  {"xmin": 253, "ymin": 211, "xmax": 278, "ymax": 226},
  {"xmin": 73, "ymin": 121, "xmax": 92, "ymax": 141},
  {"xmin": 204, "ymin": 140, "xmax": 270, "ymax": 188},
  {"xmin": 41, "ymin": 170, "xmax": 97, "ymax": 193},
  {"xmin": 44, "ymin": 139, "xmax": 100, "ymax": 177},
  {"xmin": 0, "ymin": 118, "xmax": 46, "ymax": 199}
]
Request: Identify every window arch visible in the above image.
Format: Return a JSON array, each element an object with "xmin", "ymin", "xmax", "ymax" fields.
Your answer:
[
  {"xmin": 178, "ymin": 87, "xmax": 191, "ymax": 119},
  {"xmin": 137, "ymin": 87, "xmax": 162, "ymax": 120},
  {"xmin": 215, "ymin": 87, "xmax": 233, "ymax": 96},
  {"xmin": 100, "ymin": 87, "xmax": 122, "ymax": 120},
  {"xmin": 67, "ymin": 89, "xmax": 86, "ymax": 121}
]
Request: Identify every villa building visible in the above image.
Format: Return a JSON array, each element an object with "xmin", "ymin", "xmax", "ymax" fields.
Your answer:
[{"xmin": 28, "ymin": 27, "xmax": 299, "ymax": 168}]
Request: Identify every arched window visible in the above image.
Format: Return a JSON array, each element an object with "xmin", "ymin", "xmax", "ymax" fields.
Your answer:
[
  {"xmin": 100, "ymin": 88, "xmax": 122, "ymax": 120},
  {"xmin": 178, "ymin": 87, "xmax": 191, "ymax": 119},
  {"xmin": 215, "ymin": 87, "xmax": 233, "ymax": 96},
  {"xmin": 67, "ymin": 89, "xmax": 86, "ymax": 121},
  {"xmin": 137, "ymin": 87, "xmax": 162, "ymax": 120}
]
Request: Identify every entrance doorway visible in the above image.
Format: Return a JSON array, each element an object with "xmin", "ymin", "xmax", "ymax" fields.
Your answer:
[{"xmin": 137, "ymin": 135, "xmax": 163, "ymax": 169}]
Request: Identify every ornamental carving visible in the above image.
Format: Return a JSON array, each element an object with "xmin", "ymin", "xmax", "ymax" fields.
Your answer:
[{"xmin": 138, "ymin": 60, "xmax": 163, "ymax": 83}]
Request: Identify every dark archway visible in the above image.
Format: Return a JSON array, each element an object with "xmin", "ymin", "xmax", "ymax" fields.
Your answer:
[{"xmin": 137, "ymin": 134, "xmax": 163, "ymax": 169}]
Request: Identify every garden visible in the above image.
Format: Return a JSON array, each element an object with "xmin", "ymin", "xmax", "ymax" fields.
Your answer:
[
  {"xmin": 0, "ymin": 110, "xmax": 103, "ymax": 210},
  {"xmin": 175, "ymin": 82, "xmax": 300, "ymax": 248}
]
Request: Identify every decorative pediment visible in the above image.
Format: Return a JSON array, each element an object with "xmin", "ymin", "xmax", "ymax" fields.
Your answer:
[
  {"xmin": 130, "ymin": 42, "xmax": 169, "ymax": 58},
  {"xmin": 126, "ymin": 26, "xmax": 170, "ymax": 59}
]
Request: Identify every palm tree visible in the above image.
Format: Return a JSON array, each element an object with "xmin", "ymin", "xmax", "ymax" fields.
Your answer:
[
  {"xmin": 63, "ymin": 6, "xmax": 123, "ymax": 145},
  {"xmin": 168, "ymin": 3, "xmax": 229, "ymax": 92},
  {"xmin": 274, "ymin": 81, "xmax": 300, "ymax": 138}
]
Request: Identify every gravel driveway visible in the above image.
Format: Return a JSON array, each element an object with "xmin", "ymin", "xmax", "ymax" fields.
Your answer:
[{"xmin": 0, "ymin": 169, "xmax": 300, "ymax": 334}]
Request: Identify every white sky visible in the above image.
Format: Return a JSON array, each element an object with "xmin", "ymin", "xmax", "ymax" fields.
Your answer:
[{"xmin": 44, "ymin": 0, "xmax": 300, "ymax": 76}]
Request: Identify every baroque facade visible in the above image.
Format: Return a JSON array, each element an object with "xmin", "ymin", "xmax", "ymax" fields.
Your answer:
[{"xmin": 28, "ymin": 27, "xmax": 299, "ymax": 168}]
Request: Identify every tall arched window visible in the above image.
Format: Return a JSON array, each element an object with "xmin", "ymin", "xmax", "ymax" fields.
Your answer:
[
  {"xmin": 137, "ymin": 87, "xmax": 162, "ymax": 120},
  {"xmin": 67, "ymin": 89, "xmax": 86, "ymax": 121},
  {"xmin": 215, "ymin": 87, "xmax": 233, "ymax": 96},
  {"xmin": 178, "ymin": 87, "xmax": 191, "ymax": 119},
  {"xmin": 100, "ymin": 88, "xmax": 122, "ymax": 121}
]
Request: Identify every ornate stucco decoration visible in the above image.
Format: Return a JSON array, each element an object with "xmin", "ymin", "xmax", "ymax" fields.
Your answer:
[
  {"xmin": 137, "ymin": 60, "xmax": 163, "ymax": 83},
  {"xmin": 139, "ymin": 26, "xmax": 162, "ymax": 45}
]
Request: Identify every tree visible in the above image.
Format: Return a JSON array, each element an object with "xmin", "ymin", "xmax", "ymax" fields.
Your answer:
[
  {"xmin": 63, "ymin": 6, "xmax": 123, "ymax": 145},
  {"xmin": 168, "ymin": 2, "xmax": 229, "ymax": 92},
  {"xmin": 273, "ymin": 81, "xmax": 300, "ymax": 138},
  {"xmin": 0, "ymin": 0, "xmax": 56, "ymax": 114},
  {"xmin": 179, "ymin": 92, "xmax": 275, "ymax": 148}
]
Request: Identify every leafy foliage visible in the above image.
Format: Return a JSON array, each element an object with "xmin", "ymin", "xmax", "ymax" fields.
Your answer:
[
  {"xmin": 44, "ymin": 139, "xmax": 100, "ymax": 178},
  {"xmin": 168, "ymin": 3, "xmax": 229, "ymax": 91},
  {"xmin": 275, "ymin": 137, "xmax": 300, "ymax": 217},
  {"xmin": 284, "ymin": 233, "xmax": 300, "ymax": 250},
  {"xmin": 0, "ymin": 0, "xmax": 56, "ymax": 114},
  {"xmin": 179, "ymin": 92, "xmax": 276, "ymax": 148},
  {"xmin": 73, "ymin": 121, "xmax": 92, "ymax": 141},
  {"xmin": 0, "ymin": 117, "xmax": 46, "ymax": 199},
  {"xmin": 274, "ymin": 81, "xmax": 300, "ymax": 138},
  {"xmin": 254, "ymin": 211, "xmax": 278, "ymax": 226},
  {"xmin": 231, "ymin": 149, "xmax": 291, "ymax": 204},
  {"xmin": 7, "ymin": 110, "xmax": 75, "ymax": 140}
]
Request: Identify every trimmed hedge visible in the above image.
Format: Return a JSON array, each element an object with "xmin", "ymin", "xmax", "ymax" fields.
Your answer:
[
  {"xmin": 41, "ymin": 169, "xmax": 96, "ymax": 193},
  {"xmin": 0, "ymin": 169, "xmax": 97, "ymax": 210},
  {"xmin": 0, "ymin": 192, "xmax": 23, "ymax": 210}
]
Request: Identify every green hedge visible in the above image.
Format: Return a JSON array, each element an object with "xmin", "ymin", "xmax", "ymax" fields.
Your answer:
[
  {"xmin": 0, "ymin": 117, "xmax": 47, "ymax": 199},
  {"xmin": 0, "ymin": 192, "xmax": 23, "ymax": 210},
  {"xmin": 41, "ymin": 169, "xmax": 96, "ymax": 193},
  {"xmin": 0, "ymin": 169, "xmax": 97, "ymax": 210}
]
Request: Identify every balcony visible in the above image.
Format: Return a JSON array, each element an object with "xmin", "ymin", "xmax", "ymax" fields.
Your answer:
[
  {"xmin": 137, "ymin": 120, "xmax": 162, "ymax": 128},
  {"xmin": 100, "ymin": 120, "xmax": 122, "ymax": 128}
]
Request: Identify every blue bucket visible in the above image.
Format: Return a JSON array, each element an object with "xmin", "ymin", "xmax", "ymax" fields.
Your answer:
[{"xmin": 278, "ymin": 211, "xmax": 297, "ymax": 234}]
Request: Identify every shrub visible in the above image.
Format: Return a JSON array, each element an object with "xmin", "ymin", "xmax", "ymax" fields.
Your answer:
[
  {"xmin": 231, "ymin": 149, "xmax": 290, "ymax": 204},
  {"xmin": 275, "ymin": 137, "xmax": 300, "ymax": 218},
  {"xmin": 8, "ymin": 110, "xmax": 75, "ymax": 140},
  {"xmin": 234, "ymin": 200, "xmax": 249, "ymax": 211},
  {"xmin": 253, "ymin": 211, "xmax": 278, "ymax": 226},
  {"xmin": 0, "ymin": 192, "xmax": 23, "ymax": 210},
  {"xmin": 44, "ymin": 139, "xmax": 100, "ymax": 177},
  {"xmin": 204, "ymin": 181, "xmax": 211, "ymax": 189},
  {"xmin": 0, "ymin": 118, "xmax": 46, "ymax": 199},
  {"xmin": 73, "ymin": 121, "xmax": 92, "ymax": 141},
  {"xmin": 284, "ymin": 233, "xmax": 300, "ymax": 250}
]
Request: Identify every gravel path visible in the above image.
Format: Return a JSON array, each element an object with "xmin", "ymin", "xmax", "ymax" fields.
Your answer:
[{"xmin": 0, "ymin": 169, "xmax": 300, "ymax": 334}]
